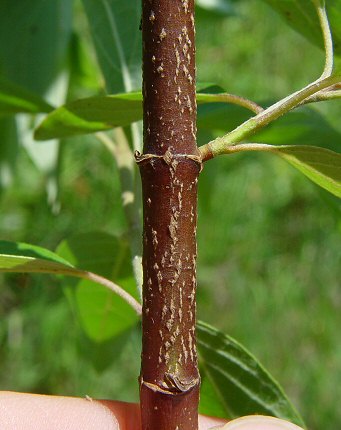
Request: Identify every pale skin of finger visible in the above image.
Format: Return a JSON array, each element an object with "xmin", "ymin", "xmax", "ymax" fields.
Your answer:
[
  {"xmin": 215, "ymin": 415, "xmax": 305, "ymax": 430},
  {"xmin": 0, "ymin": 392, "xmax": 227, "ymax": 430}
]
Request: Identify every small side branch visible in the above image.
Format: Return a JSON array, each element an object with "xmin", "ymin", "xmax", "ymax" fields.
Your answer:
[
  {"xmin": 200, "ymin": 74, "xmax": 341, "ymax": 161},
  {"xmin": 301, "ymin": 88, "xmax": 341, "ymax": 105},
  {"xmin": 199, "ymin": 0, "xmax": 338, "ymax": 163},
  {"xmin": 206, "ymin": 142, "xmax": 274, "ymax": 155}
]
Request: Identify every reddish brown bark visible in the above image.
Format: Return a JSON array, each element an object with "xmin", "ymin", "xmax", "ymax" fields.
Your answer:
[{"xmin": 137, "ymin": 1, "xmax": 201, "ymax": 429}]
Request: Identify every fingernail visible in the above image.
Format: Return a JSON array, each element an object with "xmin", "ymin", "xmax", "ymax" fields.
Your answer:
[{"xmin": 211, "ymin": 415, "xmax": 304, "ymax": 430}]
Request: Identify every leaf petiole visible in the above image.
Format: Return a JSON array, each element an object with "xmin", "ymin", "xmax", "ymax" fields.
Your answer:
[
  {"xmin": 311, "ymin": 0, "xmax": 334, "ymax": 78},
  {"xmin": 197, "ymin": 93, "xmax": 263, "ymax": 114}
]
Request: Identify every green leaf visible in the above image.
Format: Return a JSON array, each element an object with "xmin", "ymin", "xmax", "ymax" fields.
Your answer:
[
  {"xmin": 271, "ymin": 145, "xmax": 341, "ymax": 198},
  {"xmin": 34, "ymin": 89, "xmax": 252, "ymax": 140},
  {"xmin": 56, "ymin": 232, "xmax": 139, "ymax": 342},
  {"xmin": 34, "ymin": 92, "xmax": 142, "ymax": 140},
  {"xmin": 0, "ymin": 240, "xmax": 80, "ymax": 274},
  {"xmin": 0, "ymin": 0, "xmax": 72, "ymax": 95},
  {"xmin": 0, "ymin": 238, "xmax": 140, "ymax": 342},
  {"xmin": 81, "ymin": 0, "xmax": 142, "ymax": 94},
  {"xmin": 0, "ymin": 77, "xmax": 53, "ymax": 116},
  {"xmin": 262, "ymin": 0, "xmax": 341, "ymax": 57},
  {"xmin": 35, "ymin": 89, "xmax": 341, "ymax": 150},
  {"xmin": 197, "ymin": 321, "xmax": 305, "ymax": 427}
]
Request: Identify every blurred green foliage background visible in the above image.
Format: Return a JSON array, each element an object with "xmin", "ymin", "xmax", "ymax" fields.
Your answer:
[{"xmin": 0, "ymin": 1, "xmax": 340, "ymax": 429}]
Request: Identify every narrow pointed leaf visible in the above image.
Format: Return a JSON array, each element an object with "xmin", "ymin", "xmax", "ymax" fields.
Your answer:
[
  {"xmin": 34, "ymin": 90, "xmax": 255, "ymax": 140},
  {"xmin": 56, "ymin": 232, "xmax": 139, "ymax": 342},
  {"xmin": 0, "ymin": 239, "xmax": 140, "ymax": 342},
  {"xmin": 197, "ymin": 321, "xmax": 305, "ymax": 427},
  {"xmin": 270, "ymin": 145, "xmax": 341, "ymax": 197},
  {"xmin": 262, "ymin": 0, "xmax": 341, "ymax": 56},
  {"xmin": 0, "ymin": 240, "xmax": 81, "ymax": 275},
  {"xmin": 34, "ymin": 92, "xmax": 142, "ymax": 140},
  {"xmin": 35, "ymin": 87, "xmax": 341, "ymax": 143},
  {"xmin": 0, "ymin": 77, "xmax": 53, "ymax": 115}
]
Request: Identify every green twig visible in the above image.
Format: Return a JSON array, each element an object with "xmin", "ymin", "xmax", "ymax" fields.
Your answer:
[
  {"xmin": 199, "ymin": 0, "xmax": 338, "ymax": 163},
  {"xmin": 301, "ymin": 89, "xmax": 341, "ymax": 105},
  {"xmin": 199, "ymin": 74, "xmax": 341, "ymax": 161},
  {"xmin": 206, "ymin": 142, "xmax": 275, "ymax": 156}
]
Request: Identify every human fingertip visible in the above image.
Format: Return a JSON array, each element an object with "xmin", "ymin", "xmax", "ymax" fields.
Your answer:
[{"xmin": 209, "ymin": 415, "xmax": 305, "ymax": 430}]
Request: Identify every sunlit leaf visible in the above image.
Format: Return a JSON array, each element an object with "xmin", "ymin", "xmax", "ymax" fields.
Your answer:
[
  {"xmin": 0, "ymin": 77, "xmax": 53, "ymax": 116},
  {"xmin": 0, "ymin": 240, "xmax": 80, "ymax": 274},
  {"xmin": 34, "ymin": 92, "xmax": 142, "ymax": 140},
  {"xmin": 57, "ymin": 232, "xmax": 139, "ymax": 342},
  {"xmin": 271, "ymin": 145, "xmax": 341, "ymax": 197},
  {"xmin": 197, "ymin": 321, "xmax": 305, "ymax": 427},
  {"xmin": 228, "ymin": 144, "xmax": 341, "ymax": 197},
  {"xmin": 34, "ymin": 90, "xmax": 254, "ymax": 140}
]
